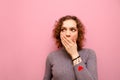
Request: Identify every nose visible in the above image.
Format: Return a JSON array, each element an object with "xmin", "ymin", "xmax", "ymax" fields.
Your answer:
[{"xmin": 65, "ymin": 31, "xmax": 71, "ymax": 37}]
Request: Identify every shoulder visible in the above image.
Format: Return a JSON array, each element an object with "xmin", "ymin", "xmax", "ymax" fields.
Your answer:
[
  {"xmin": 46, "ymin": 48, "xmax": 65, "ymax": 62},
  {"xmin": 78, "ymin": 48, "xmax": 97, "ymax": 60},
  {"xmin": 79, "ymin": 48, "xmax": 96, "ymax": 55}
]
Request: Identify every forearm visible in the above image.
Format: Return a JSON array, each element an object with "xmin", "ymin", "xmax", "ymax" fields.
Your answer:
[
  {"xmin": 73, "ymin": 61, "xmax": 97, "ymax": 80},
  {"xmin": 72, "ymin": 51, "xmax": 98, "ymax": 80}
]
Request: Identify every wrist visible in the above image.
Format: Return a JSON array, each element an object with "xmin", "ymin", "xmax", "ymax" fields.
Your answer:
[
  {"xmin": 73, "ymin": 57, "xmax": 82, "ymax": 65},
  {"xmin": 72, "ymin": 55, "xmax": 80, "ymax": 61},
  {"xmin": 71, "ymin": 52, "xmax": 79, "ymax": 60}
]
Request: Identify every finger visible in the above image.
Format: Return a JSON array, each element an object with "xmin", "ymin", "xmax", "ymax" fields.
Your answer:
[
  {"xmin": 61, "ymin": 36, "xmax": 70, "ymax": 47},
  {"xmin": 62, "ymin": 36, "xmax": 77, "ymax": 48},
  {"xmin": 61, "ymin": 39, "xmax": 69, "ymax": 49},
  {"xmin": 61, "ymin": 35, "xmax": 73, "ymax": 48},
  {"xmin": 60, "ymin": 33, "xmax": 75, "ymax": 46},
  {"xmin": 62, "ymin": 35, "xmax": 72, "ymax": 44}
]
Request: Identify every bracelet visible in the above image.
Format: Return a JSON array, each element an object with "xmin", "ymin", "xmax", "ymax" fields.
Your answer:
[{"xmin": 72, "ymin": 55, "xmax": 80, "ymax": 61}]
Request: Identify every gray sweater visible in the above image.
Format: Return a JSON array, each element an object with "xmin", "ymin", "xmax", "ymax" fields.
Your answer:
[{"xmin": 43, "ymin": 48, "xmax": 98, "ymax": 80}]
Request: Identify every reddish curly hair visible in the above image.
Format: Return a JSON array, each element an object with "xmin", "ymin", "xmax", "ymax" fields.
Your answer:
[{"xmin": 53, "ymin": 15, "xmax": 85, "ymax": 50}]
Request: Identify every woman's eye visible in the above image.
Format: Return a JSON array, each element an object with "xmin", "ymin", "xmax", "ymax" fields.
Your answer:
[
  {"xmin": 61, "ymin": 29, "xmax": 66, "ymax": 32},
  {"xmin": 71, "ymin": 28, "xmax": 76, "ymax": 32}
]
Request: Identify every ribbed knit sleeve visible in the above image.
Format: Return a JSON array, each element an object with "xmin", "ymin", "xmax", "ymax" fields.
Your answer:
[{"xmin": 73, "ymin": 49, "xmax": 98, "ymax": 80}]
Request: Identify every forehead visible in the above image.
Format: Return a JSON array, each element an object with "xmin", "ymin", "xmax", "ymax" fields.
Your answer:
[{"xmin": 62, "ymin": 19, "xmax": 77, "ymax": 28}]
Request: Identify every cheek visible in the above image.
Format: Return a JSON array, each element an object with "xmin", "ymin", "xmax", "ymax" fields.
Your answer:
[{"xmin": 71, "ymin": 33, "xmax": 78, "ymax": 40}]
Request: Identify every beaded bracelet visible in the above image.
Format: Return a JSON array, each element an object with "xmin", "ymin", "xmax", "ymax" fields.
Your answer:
[{"xmin": 72, "ymin": 55, "xmax": 80, "ymax": 61}]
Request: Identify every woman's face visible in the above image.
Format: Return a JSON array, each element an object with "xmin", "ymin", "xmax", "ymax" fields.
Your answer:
[{"xmin": 60, "ymin": 19, "xmax": 78, "ymax": 42}]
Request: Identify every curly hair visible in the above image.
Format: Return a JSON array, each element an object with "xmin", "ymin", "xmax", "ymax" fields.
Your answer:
[{"xmin": 53, "ymin": 15, "xmax": 85, "ymax": 50}]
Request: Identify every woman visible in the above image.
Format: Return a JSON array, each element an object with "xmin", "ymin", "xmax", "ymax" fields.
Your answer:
[{"xmin": 43, "ymin": 15, "xmax": 98, "ymax": 80}]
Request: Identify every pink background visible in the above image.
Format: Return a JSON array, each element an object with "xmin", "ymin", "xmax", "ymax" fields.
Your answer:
[{"xmin": 0, "ymin": 0, "xmax": 120, "ymax": 80}]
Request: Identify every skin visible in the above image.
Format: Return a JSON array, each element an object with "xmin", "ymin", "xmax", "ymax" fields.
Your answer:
[{"xmin": 60, "ymin": 19, "xmax": 80, "ymax": 60}]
